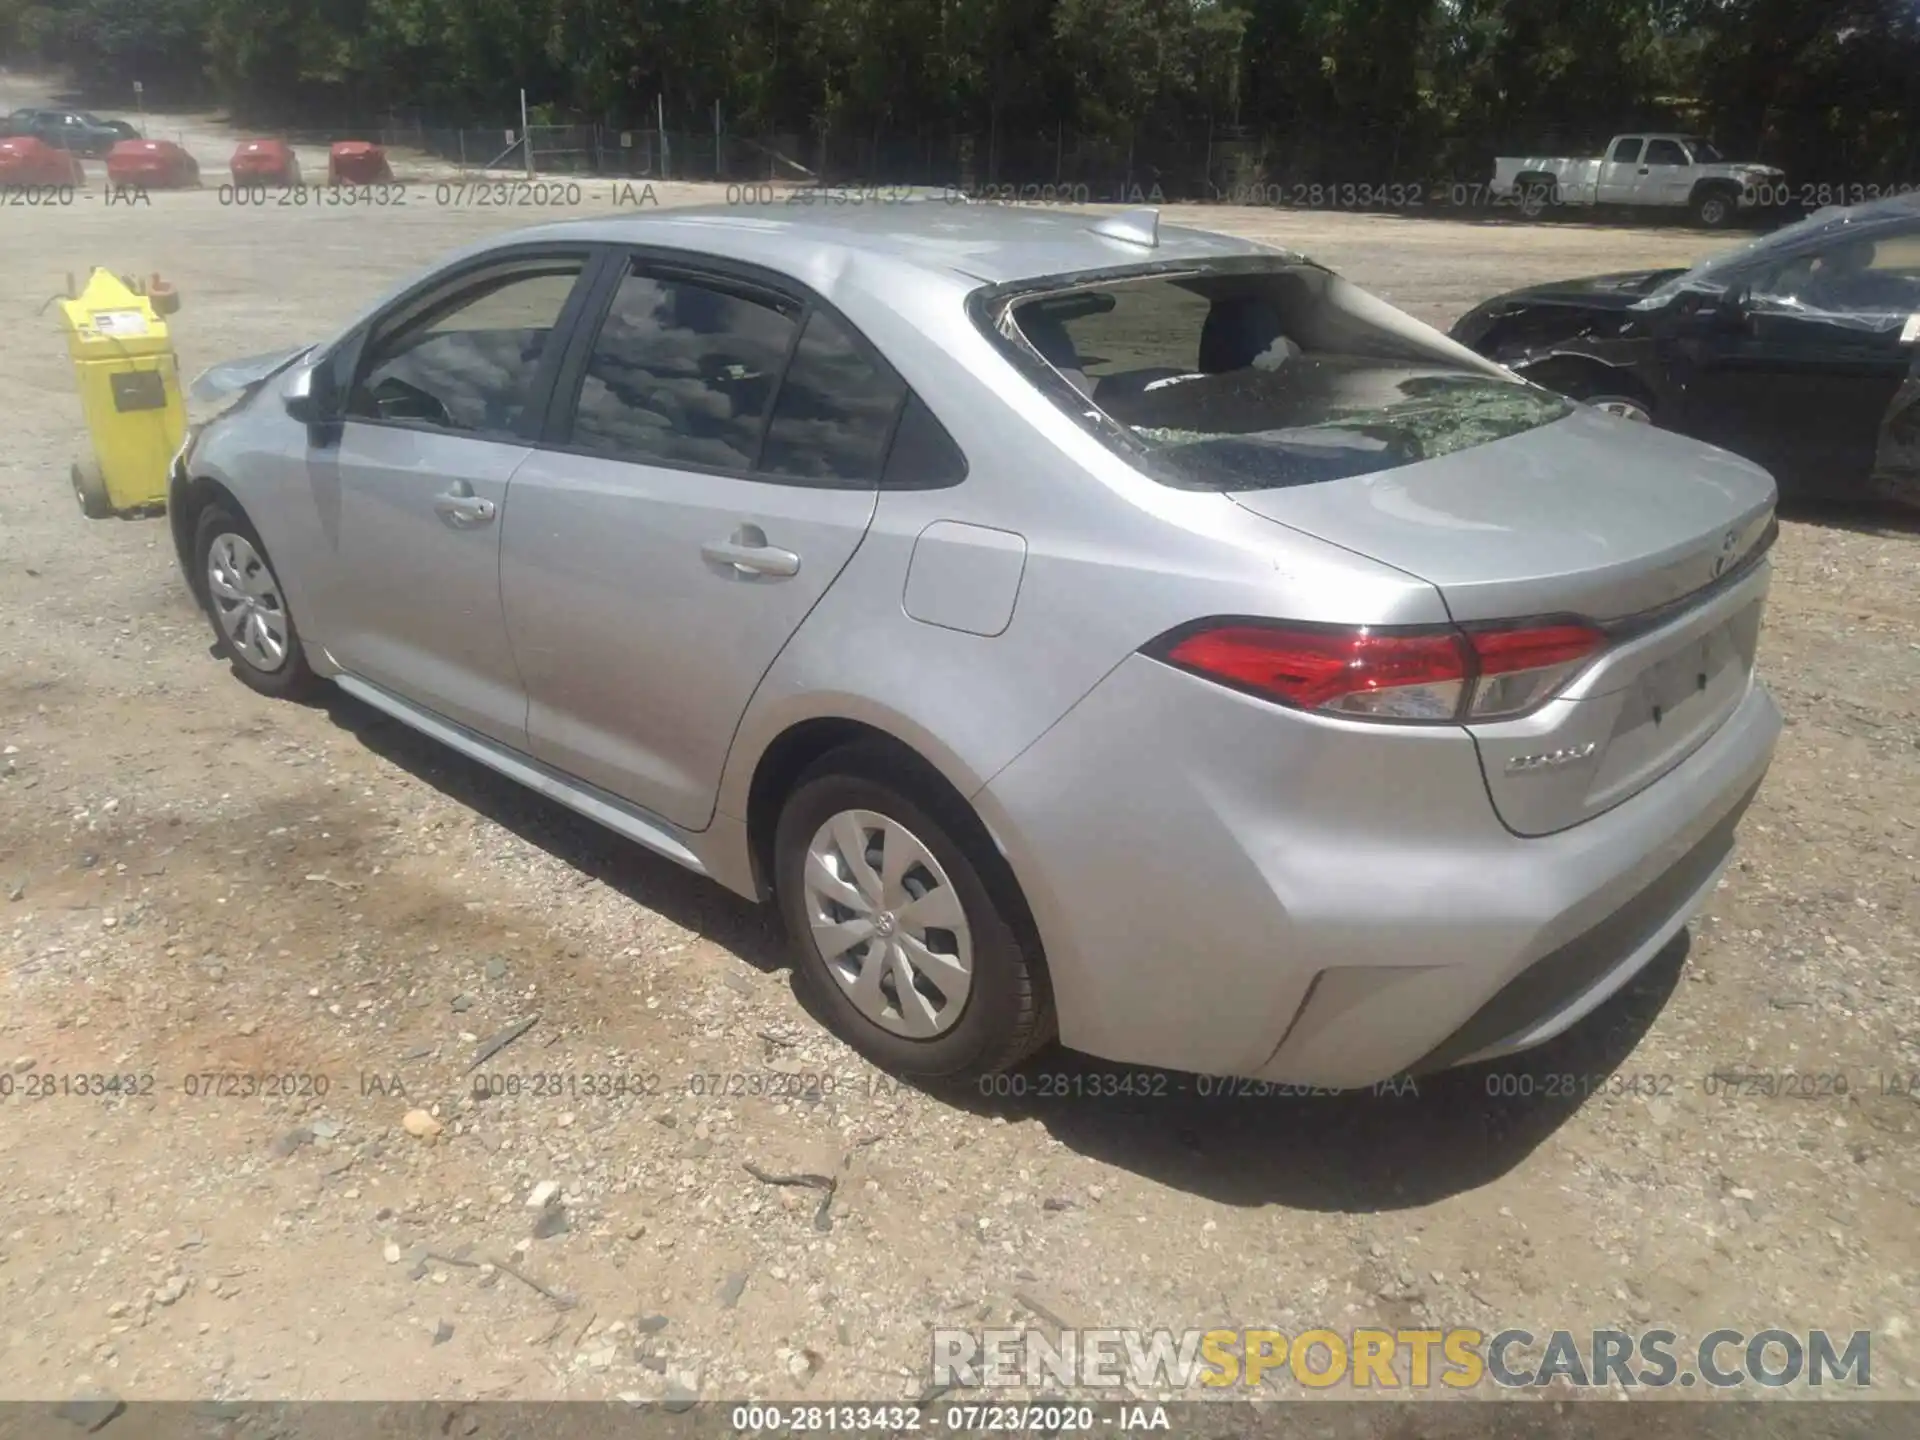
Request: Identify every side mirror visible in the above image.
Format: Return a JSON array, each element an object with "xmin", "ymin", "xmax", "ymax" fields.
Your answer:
[
  {"xmin": 282, "ymin": 360, "xmax": 335, "ymax": 424},
  {"xmin": 1715, "ymin": 285, "xmax": 1753, "ymax": 329}
]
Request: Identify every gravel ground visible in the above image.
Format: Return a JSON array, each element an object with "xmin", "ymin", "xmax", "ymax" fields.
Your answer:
[{"xmin": 0, "ymin": 107, "xmax": 1917, "ymax": 1411}]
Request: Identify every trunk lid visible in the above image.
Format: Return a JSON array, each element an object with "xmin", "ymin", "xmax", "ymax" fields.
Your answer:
[
  {"xmin": 1228, "ymin": 409, "xmax": 1776, "ymax": 834},
  {"xmin": 1225, "ymin": 407, "xmax": 1775, "ymax": 624}
]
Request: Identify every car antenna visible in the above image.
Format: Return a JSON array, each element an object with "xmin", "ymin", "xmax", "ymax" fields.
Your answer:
[{"xmin": 1087, "ymin": 207, "xmax": 1159, "ymax": 247}]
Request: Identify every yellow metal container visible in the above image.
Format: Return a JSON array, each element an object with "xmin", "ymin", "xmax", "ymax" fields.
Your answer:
[{"xmin": 57, "ymin": 268, "xmax": 185, "ymax": 517}]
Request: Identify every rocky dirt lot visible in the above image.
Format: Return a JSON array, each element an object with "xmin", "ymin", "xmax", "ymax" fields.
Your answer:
[{"xmin": 0, "ymin": 146, "xmax": 1917, "ymax": 1413}]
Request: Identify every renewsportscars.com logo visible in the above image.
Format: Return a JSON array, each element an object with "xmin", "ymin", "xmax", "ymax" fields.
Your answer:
[{"xmin": 931, "ymin": 1326, "xmax": 1872, "ymax": 1392}]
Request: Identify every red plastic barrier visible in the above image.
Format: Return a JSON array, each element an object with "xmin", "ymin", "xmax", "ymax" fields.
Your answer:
[
  {"xmin": 106, "ymin": 139, "xmax": 200, "ymax": 188},
  {"xmin": 231, "ymin": 138, "xmax": 301, "ymax": 186},
  {"xmin": 0, "ymin": 136, "xmax": 83, "ymax": 186},
  {"xmin": 328, "ymin": 141, "xmax": 393, "ymax": 185}
]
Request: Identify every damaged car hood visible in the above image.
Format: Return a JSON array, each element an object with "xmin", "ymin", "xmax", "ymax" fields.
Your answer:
[
  {"xmin": 1471, "ymin": 269, "xmax": 1689, "ymax": 312},
  {"xmin": 188, "ymin": 345, "xmax": 314, "ymax": 406}
]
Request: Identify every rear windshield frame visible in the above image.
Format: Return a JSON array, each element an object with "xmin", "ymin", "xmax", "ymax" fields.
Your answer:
[
  {"xmin": 967, "ymin": 257, "xmax": 1270, "ymax": 467},
  {"xmin": 965, "ymin": 254, "xmax": 1559, "ymax": 491}
]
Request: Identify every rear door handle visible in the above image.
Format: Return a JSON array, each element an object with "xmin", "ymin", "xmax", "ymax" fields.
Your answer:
[
  {"xmin": 433, "ymin": 482, "xmax": 496, "ymax": 528},
  {"xmin": 702, "ymin": 525, "xmax": 800, "ymax": 578}
]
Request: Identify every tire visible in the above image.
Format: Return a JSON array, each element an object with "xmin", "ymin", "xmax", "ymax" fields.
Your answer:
[
  {"xmin": 71, "ymin": 459, "xmax": 112, "ymax": 519},
  {"xmin": 191, "ymin": 502, "xmax": 320, "ymax": 700},
  {"xmin": 1518, "ymin": 180, "xmax": 1555, "ymax": 220},
  {"xmin": 1692, "ymin": 188, "xmax": 1735, "ymax": 229},
  {"xmin": 1528, "ymin": 365, "xmax": 1657, "ymax": 424},
  {"xmin": 773, "ymin": 744, "xmax": 1052, "ymax": 1080},
  {"xmin": 1575, "ymin": 391, "xmax": 1655, "ymax": 423}
]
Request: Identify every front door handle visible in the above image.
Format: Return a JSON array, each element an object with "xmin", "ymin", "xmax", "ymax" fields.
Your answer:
[
  {"xmin": 433, "ymin": 482, "xmax": 496, "ymax": 528},
  {"xmin": 702, "ymin": 524, "xmax": 800, "ymax": 578}
]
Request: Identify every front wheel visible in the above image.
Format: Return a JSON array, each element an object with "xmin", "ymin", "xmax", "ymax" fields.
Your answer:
[
  {"xmin": 1580, "ymin": 393, "xmax": 1655, "ymax": 423},
  {"xmin": 192, "ymin": 502, "xmax": 320, "ymax": 700},
  {"xmin": 1692, "ymin": 188, "xmax": 1736, "ymax": 229},
  {"xmin": 773, "ymin": 747, "xmax": 1052, "ymax": 1079}
]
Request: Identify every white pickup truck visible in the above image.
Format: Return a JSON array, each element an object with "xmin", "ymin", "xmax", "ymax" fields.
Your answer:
[{"xmin": 1490, "ymin": 133, "xmax": 1784, "ymax": 228}]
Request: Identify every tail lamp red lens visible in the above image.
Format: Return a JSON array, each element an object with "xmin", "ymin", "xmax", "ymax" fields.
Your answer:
[{"xmin": 1154, "ymin": 620, "xmax": 1606, "ymax": 723}]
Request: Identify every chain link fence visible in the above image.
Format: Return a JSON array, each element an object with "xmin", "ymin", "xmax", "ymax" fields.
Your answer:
[
  {"xmin": 268, "ymin": 113, "xmax": 1443, "ymax": 200},
  {"xmin": 268, "ymin": 112, "xmax": 1915, "ymax": 208}
]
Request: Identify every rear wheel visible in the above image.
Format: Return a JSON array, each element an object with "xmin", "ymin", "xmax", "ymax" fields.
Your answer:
[
  {"xmin": 773, "ymin": 745, "xmax": 1051, "ymax": 1079},
  {"xmin": 71, "ymin": 459, "xmax": 112, "ymax": 519},
  {"xmin": 192, "ymin": 502, "xmax": 319, "ymax": 700},
  {"xmin": 1518, "ymin": 179, "xmax": 1556, "ymax": 220}
]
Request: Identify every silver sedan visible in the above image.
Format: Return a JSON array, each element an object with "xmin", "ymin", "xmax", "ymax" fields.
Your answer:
[{"xmin": 169, "ymin": 201, "xmax": 1781, "ymax": 1086}]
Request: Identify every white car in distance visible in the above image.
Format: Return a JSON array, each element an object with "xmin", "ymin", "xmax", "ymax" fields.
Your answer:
[{"xmin": 1492, "ymin": 133, "xmax": 1784, "ymax": 227}]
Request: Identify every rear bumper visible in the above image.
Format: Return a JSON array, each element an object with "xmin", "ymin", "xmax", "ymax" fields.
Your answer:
[
  {"xmin": 108, "ymin": 161, "xmax": 196, "ymax": 186},
  {"xmin": 976, "ymin": 656, "xmax": 1780, "ymax": 1085}
]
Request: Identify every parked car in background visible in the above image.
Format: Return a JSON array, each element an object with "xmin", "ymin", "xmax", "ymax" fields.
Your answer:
[
  {"xmin": 1452, "ymin": 192, "xmax": 1920, "ymax": 509},
  {"xmin": 327, "ymin": 140, "xmax": 391, "ymax": 184},
  {"xmin": 0, "ymin": 107, "xmax": 138, "ymax": 157},
  {"xmin": 106, "ymin": 139, "xmax": 199, "ymax": 188},
  {"xmin": 230, "ymin": 138, "xmax": 302, "ymax": 187},
  {"xmin": 0, "ymin": 135, "xmax": 84, "ymax": 186},
  {"xmin": 169, "ymin": 204, "xmax": 1780, "ymax": 1088},
  {"xmin": 1492, "ymin": 134, "xmax": 1784, "ymax": 228}
]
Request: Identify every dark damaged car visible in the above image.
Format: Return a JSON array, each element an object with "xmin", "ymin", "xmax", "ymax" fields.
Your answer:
[{"xmin": 1451, "ymin": 194, "xmax": 1920, "ymax": 510}]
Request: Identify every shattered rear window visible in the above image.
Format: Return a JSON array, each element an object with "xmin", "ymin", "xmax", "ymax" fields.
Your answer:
[{"xmin": 1005, "ymin": 266, "xmax": 1571, "ymax": 491}]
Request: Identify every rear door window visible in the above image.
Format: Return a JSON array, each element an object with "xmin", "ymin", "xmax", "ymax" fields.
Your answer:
[
  {"xmin": 1644, "ymin": 139, "xmax": 1689, "ymax": 166},
  {"xmin": 759, "ymin": 309, "xmax": 906, "ymax": 484},
  {"xmin": 1611, "ymin": 138, "xmax": 1644, "ymax": 164},
  {"xmin": 568, "ymin": 264, "xmax": 800, "ymax": 471},
  {"xmin": 1002, "ymin": 265, "xmax": 1570, "ymax": 491},
  {"xmin": 563, "ymin": 257, "xmax": 956, "ymax": 489}
]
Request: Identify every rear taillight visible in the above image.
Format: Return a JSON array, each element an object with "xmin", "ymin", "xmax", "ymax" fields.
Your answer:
[
  {"xmin": 1461, "ymin": 623, "xmax": 1604, "ymax": 720},
  {"xmin": 1152, "ymin": 619, "xmax": 1605, "ymax": 724}
]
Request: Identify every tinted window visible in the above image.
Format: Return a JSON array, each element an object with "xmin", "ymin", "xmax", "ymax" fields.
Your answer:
[
  {"xmin": 883, "ymin": 395, "xmax": 969, "ymax": 488},
  {"xmin": 1752, "ymin": 224, "xmax": 1920, "ymax": 317},
  {"xmin": 1644, "ymin": 139, "xmax": 1688, "ymax": 166},
  {"xmin": 1646, "ymin": 194, "xmax": 1920, "ymax": 303},
  {"xmin": 1007, "ymin": 267, "xmax": 1569, "ymax": 492},
  {"xmin": 758, "ymin": 310, "xmax": 906, "ymax": 483},
  {"xmin": 349, "ymin": 259, "xmax": 584, "ymax": 436},
  {"xmin": 571, "ymin": 266, "xmax": 799, "ymax": 470},
  {"xmin": 1611, "ymin": 138, "xmax": 1643, "ymax": 164}
]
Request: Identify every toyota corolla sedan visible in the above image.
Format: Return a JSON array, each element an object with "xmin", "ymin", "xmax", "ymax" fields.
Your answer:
[{"xmin": 169, "ymin": 202, "xmax": 1781, "ymax": 1087}]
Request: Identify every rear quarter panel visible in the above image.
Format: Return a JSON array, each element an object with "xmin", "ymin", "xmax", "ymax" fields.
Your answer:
[{"xmin": 714, "ymin": 256, "xmax": 1449, "ymax": 826}]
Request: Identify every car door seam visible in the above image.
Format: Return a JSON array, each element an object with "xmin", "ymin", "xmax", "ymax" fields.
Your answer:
[{"xmin": 703, "ymin": 487, "xmax": 883, "ymax": 831}]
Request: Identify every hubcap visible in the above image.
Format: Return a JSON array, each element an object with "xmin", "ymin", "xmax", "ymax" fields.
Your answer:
[
  {"xmin": 1590, "ymin": 397, "xmax": 1652, "ymax": 423},
  {"xmin": 802, "ymin": 809, "xmax": 973, "ymax": 1039},
  {"xmin": 205, "ymin": 532, "xmax": 290, "ymax": 672}
]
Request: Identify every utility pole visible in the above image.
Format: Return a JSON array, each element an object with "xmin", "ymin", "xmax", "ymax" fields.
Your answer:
[{"xmin": 520, "ymin": 88, "xmax": 533, "ymax": 178}]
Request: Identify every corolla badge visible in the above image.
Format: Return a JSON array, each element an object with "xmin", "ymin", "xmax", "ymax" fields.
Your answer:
[{"xmin": 1505, "ymin": 741, "xmax": 1599, "ymax": 775}]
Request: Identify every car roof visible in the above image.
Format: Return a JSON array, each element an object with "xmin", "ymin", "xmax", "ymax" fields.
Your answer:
[{"xmin": 519, "ymin": 202, "xmax": 1285, "ymax": 287}]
